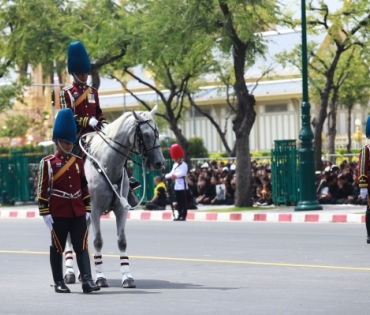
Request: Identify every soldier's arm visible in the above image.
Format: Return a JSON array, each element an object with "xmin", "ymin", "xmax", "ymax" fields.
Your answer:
[
  {"xmin": 37, "ymin": 159, "xmax": 51, "ymax": 216},
  {"xmin": 93, "ymin": 89, "xmax": 108, "ymax": 124},
  {"xmin": 79, "ymin": 159, "xmax": 91, "ymax": 213},
  {"xmin": 358, "ymin": 146, "xmax": 369, "ymax": 189}
]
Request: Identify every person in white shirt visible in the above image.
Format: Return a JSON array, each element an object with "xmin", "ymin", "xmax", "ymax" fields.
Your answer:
[{"xmin": 165, "ymin": 144, "xmax": 188, "ymax": 221}]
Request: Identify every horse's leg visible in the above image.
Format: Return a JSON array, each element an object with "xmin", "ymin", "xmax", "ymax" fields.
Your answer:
[
  {"xmin": 64, "ymin": 233, "xmax": 76, "ymax": 284},
  {"xmin": 115, "ymin": 206, "xmax": 136, "ymax": 288},
  {"xmin": 91, "ymin": 206, "xmax": 109, "ymax": 288}
]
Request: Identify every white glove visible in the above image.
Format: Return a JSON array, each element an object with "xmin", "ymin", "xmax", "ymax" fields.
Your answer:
[
  {"xmin": 43, "ymin": 214, "xmax": 54, "ymax": 231},
  {"xmin": 101, "ymin": 123, "xmax": 108, "ymax": 130},
  {"xmin": 86, "ymin": 212, "xmax": 91, "ymax": 221},
  {"xmin": 88, "ymin": 117, "xmax": 99, "ymax": 128},
  {"xmin": 360, "ymin": 188, "xmax": 368, "ymax": 199}
]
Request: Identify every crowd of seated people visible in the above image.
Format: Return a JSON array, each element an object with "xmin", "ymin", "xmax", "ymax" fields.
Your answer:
[{"xmin": 316, "ymin": 161, "xmax": 366, "ymax": 205}]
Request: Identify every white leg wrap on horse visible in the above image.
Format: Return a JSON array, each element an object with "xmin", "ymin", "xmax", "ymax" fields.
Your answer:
[
  {"xmin": 65, "ymin": 250, "xmax": 75, "ymax": 274},
  {"xmin": 120, "ymin": 252, "xmax": 131, "ymax": 276},
  {"xmin": 94, "ymin": 252, "xmax": 105, "ymax": 278}
]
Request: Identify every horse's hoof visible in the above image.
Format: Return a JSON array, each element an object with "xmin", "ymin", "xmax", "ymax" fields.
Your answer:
[
  {"xmin": 122, "ymin": 278, "xmax": 136, "ymax": 288},
  {"xmin": 64, "ymin": 273, "xmax": 76, "ymax": 284},
  {"xmin": 96, "ymin": 277, "xmax": 109, "ymax": 288}
]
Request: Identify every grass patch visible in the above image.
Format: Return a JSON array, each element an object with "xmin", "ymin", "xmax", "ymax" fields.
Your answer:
[{"xmin": 198, "ymin": 206, "xmax": 278, "ymax": 213}]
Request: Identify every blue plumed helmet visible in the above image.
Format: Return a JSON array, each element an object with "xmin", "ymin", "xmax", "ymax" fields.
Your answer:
[
  {"xmin": 52, "ymin": 109, "xmax": 77, "ymax": 143},
  {"xmin": 67, "ymin": 41, "xmax": 91, "ymax": 74},
  {"xmin": 366, "ymin": 116, "xmax": 370, "ymax": 139}
]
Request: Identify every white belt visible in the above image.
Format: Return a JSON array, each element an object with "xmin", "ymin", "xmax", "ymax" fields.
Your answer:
[{"xmin": 51, "ymin": 189, "xmax": 82, "ymax": 199}]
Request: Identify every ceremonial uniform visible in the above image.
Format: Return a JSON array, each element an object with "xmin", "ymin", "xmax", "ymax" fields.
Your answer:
[
  {"xmin": 358, "ymin": 143, "xmax": 370, "ymax": 241},
  {"xmin": 38, "ymin": 108, "xmax": 99, "ymax": 294},
  {"xmin": 165, "ymin": 144, "xmax": 188, "ymax": 221},
  {"xmin": 60, "ymin": 82, "xmax": 107, "ymax": 137},
  {"xmin": 38, "ymin": 152, "xmax": 91, "ymax": 281}
]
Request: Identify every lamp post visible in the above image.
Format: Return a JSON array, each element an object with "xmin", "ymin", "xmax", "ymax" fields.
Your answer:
[{"xmin": 294, "ymin": 0, "xmax": 322, "ymax": 211}]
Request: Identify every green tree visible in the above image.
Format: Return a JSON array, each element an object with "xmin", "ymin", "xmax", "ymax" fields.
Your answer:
[
  {"xmin": 188, "ymin": 137, "xmax": 209, "ymax": 159},
  {"xmin": 278, "ymin": 0, "xmax": 370, "ymax": 169},
  {"xmin": 338, "ymin": 51, "xmax": 370, "ymax": 154},
  {"xmin": 0, "ymin": 115, "xmax": 31, "ymax": 143}
]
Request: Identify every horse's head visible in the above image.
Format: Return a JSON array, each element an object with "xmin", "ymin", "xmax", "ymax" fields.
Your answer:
[{"xmin": 132, "ymin": 105, "xmax": 165, "ymax": 170}]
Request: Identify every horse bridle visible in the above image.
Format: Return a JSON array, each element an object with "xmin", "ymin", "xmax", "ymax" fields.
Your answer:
[
  {"xmin": 90, "ymin": 119, "xmax": 160, "ymax": 165},
  {"xmin": 133, "ymin": 119, "xmax": 160, "ymax": 159}
]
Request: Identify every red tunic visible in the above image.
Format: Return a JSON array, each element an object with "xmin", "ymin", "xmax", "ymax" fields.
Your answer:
[
  {"xmin": 60, "ymin": 81, "xmax": 107, "ymax": 136},
  {"xmin": 358, "ymin": 144, "xmax": 370, "ymax": 189},
  {"xmin": 37, "ymin": 152, "xmax": 91, "ymax": 218}
]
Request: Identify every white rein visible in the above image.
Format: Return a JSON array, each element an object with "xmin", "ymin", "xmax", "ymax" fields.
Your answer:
[{"xmin": 79, "ymin": 131, "xmax": 147, "ymax": 210}]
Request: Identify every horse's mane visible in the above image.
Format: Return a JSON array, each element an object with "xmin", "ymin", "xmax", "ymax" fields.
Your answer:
[{"xmin": 89, "ymin": 110, "xmax": 153, "ymax": 155}]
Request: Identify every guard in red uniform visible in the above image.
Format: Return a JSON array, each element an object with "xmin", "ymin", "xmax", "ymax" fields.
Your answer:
[
  {"xmin": 358, "ymin": 116, "xmax": 370, "ymax": 244},
  {"xmin": 37, "ymin": 108, "xmax": 100, "ymax": 294},
  {"xmin": 60, "ymin": 41, "xmax": 108, "ymax": 142}
]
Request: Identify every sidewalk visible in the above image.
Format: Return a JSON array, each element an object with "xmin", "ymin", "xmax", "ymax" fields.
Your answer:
[{"xmin": 0, "ymin": 203, "xmax": 366, "ymax": 223}]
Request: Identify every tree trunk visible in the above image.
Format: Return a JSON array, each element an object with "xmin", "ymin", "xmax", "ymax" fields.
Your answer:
[
  {"xmin": 313, "ymin": 48, "xmax": 344, "ymax": 170},
  {"xmin": 90, "ymin": 70, "xmax": 101, "ymax": 90},
  {"xmin": 170, "ymin": 121, "xmax": 191, "ymax": 169},
  {"xmin": 232, "ymin": 46, "xmax": 255, "ymax": 207},
  {"xmin": 346, "ymin": 105, "xmax": 353, "ymax": 154},
  {"xmin": 189, "ymin": 99, "xmax": 233, "ymax": 156},
  {"xmin": 327, "ymin": 88, "xmax": 339, "ymax": 164}
]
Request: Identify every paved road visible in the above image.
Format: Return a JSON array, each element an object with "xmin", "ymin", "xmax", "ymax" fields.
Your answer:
[{"xmin": 1, "ymin": 220, "xmax": 370, "ymax": 315}]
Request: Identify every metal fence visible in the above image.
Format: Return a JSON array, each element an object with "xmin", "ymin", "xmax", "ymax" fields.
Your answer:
[{"xmin": 0, "ymin": 151, "xmax": 44, "ymax": 203}]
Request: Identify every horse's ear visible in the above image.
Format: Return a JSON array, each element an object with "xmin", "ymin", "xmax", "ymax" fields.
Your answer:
[
  {"xmin": 132, "ymin": 111, "xmax": 142, "ymax": 122},
  {"xmin": 150, "ymin": 105, "xmax": 158, "ymax": 118}
]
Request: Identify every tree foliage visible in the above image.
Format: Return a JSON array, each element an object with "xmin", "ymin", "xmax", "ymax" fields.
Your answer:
[
  {"xmin": 278, "ymin": 0, "xmax": 370, "ymax": 169},
  {"xmin": 0, "ymin": 114, "xmax": 31, "ymax": 139}
]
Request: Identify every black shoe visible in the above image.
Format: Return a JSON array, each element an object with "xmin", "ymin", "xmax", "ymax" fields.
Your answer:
[
  {"xmin": 81, "ymin": 275, "xmax": 101, "ymax": 293},
  {"xmin": 129, "ymin": 177, "xmax": 141, "ymax": 191},
  {"xmin": 367, "ymin": 236, "xmax": 370, "ymax": 244},
  {"xmin": 76, "ymin": 250, "xmax": 100, "ymax": 293},
  {"xmin": 54, "ymin": 280, "xmax": 70, "ymax": 293},
  {"xmin": 179, "ymin": 217, "xmax": 186, "ymax": 221}
]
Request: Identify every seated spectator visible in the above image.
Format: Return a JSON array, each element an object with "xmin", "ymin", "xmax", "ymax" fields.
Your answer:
[
  {"xmin": 187, "ymin": 174, "xmax": 199, "ymax": 199},
  {"xmin": 224, "ymin": 176, "xmax": 235, "ymax": 205},
  {"xmin": 336, "ymin": 174, "xmax": 353, "ymax": 204},
  {"xmin": 203, "ymin": 175, "xmax": 218, "ymax": 205},
  {"xmin": 145, "ymin": 176, "xmax": 167, "ymax": 210},
  {"xmin": 256, "ymin": 183, "xmax": 272, "ymax": 206},
  {"xmin": 318, "ymin": 175, "xmax": 338, "ymax": 204},
  {"xmin": 196, "ymin": 177, "xmax": 210, "ymax": 205}
]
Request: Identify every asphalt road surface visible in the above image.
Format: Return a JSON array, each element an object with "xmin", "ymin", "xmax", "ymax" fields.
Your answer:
[{"xmin": 1, "ymin": 219, "xmax": 370, "ymax": 315}]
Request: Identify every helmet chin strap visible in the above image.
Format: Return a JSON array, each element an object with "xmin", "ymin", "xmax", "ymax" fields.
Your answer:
[
  {"xmin": 72, "ymin": 73, "xmax": 87, "ymax": 85},
  {"xmin": 57, "ymin": 140, "xmax": 73, "ymax": 155}
]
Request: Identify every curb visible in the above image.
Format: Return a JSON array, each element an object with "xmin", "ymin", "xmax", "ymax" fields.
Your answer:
[{"xmin": 0, "ymin": 209, "xmax": 365, "ymax": 224}]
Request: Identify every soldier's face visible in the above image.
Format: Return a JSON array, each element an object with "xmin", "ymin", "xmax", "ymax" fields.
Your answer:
[
  {"xmin": 75, "ymin": 73, "xmax": 88, "ymax": 82},
  {"xmin": 56, "ymin": 140, "xmax": 73, "ymax": 156}
]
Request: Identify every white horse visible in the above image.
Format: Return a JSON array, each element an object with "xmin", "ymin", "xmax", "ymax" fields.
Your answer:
[{"xmin": 64, "ymin": 106, "xmax": 165, "ymax": 288}]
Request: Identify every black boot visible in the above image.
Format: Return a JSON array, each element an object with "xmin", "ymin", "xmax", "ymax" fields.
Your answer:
[
  {"xmin": 128, "ymin": 189, "xmax": 139, "ymax": 208},
  {"xmin": 76, "ymin": 250, "xmax": 100, "ymax": 293},
  {"xmin": 50, "ymin": 246, "xmax": 70, "ymax": 293},
  {"xmin": 129, "ymin": 177, "xmax": 141, "ymax": 191}
]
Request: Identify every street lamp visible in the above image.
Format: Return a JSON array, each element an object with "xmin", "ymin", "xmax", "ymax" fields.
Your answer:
[{"xmin": 294, "ymin": 0, "xmax": 322, "ymax": 211}]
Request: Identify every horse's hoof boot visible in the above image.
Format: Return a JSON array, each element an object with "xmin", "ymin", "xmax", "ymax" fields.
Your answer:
[
  {"xmin": 122, "ymin": 278, "xmax": 136, "ymax": 288},
  {"xmin": 96, "ymin": 277, "xmax": 109, "ymax": 288},
  {"xmin": 64, "ymin": 273, "xmax": 76, "ymax": 284}
]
